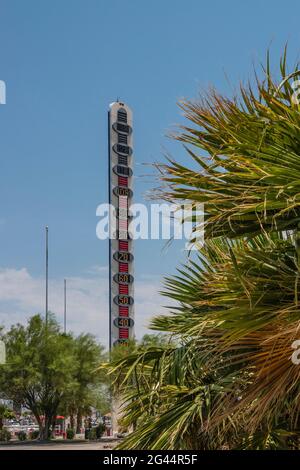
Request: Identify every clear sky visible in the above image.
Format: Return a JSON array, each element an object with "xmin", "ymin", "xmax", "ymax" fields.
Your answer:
[{"xmin": 1, "ymin": 0, "xmax": 300, "ymax": 345}]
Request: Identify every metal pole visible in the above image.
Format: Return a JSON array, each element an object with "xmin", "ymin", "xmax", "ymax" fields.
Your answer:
[
  {"xmin": 45, "ymin": 226, "xmax": 49, "ymax": 326},
  {"xmin": 64, "ymin": 279, "xmax": 67, "ymax": 334},
  {"xmin": 108, "ymin": 109, "xmax": 112, "ymax": 355}
]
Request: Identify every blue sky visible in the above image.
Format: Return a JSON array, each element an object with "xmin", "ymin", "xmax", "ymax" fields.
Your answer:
[{"xmin": 1, "ymin": 0, "xmax": 300, "ymax": 344}]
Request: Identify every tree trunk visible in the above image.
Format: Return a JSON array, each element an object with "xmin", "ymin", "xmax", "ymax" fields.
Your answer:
[
  {"xmin": 32, "ymin": 412, "xmax": 44, "ymax": 440},
  {"xmin": 76, "ymin": 410, "xmax": 82, "ymax": 434},
  {"xmin": 39, "ymin": 414, "xmax": 54, "ymax": 440},
  {"xmin": 39, "ymin": 426, "xmax": 48, "ymax": 440},
  {"xmin": 70, "ymin": 413, "xmax": 75, "ymax": 430},
  {"xmin": 0, "ymin": 417, "xmax": 3, "ymax": 431},
  {"xmin": 51, "ymin": 417, "xmax": 56, "ymax": 437}
]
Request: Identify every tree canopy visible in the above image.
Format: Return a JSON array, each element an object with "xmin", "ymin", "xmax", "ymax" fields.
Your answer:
[{"xmin": 0, "ymin": 314, "xmax": 107, "ymax": 439}]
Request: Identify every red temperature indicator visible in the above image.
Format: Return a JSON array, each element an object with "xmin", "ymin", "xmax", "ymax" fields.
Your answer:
[
  {"xmin": 119, "ymin": 241, "xmax": 128, "ymax": 251},
  {"xmin": 119, "ymin": 284, "xmax": 129, "ymax": 295},
  {"xmin": 119, "ymin": 263, "xmax": 128, "ymax": 272},
  {"xmin": 119, "ymin": 328, "xmax": 129, "ymax": 339},
  {"xmin": 119, "ymin": 306, "xmax": 129, "ymax": 317}
]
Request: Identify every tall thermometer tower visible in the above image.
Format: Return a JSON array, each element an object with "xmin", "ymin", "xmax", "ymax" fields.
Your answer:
[{"xmin": 108, "ymin": 101, "xmax": 134, "ymax": 351}]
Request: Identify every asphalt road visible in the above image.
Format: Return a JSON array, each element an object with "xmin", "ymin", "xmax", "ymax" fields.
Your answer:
[{"xmin": 0, "ymin": 440, "xmax": 119, "ymax": 450}]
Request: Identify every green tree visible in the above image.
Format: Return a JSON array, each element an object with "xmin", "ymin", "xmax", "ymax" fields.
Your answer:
[
  {"xmin": 104, "ymin": 51, "xmax": 300, "ymax": 449},
  {"xmin": 61, "ymin": 334, "xmax": 109, "ymax": 434},
  {"xmin": 0, "ymin": 314, "xmax": 76, "ymax": 439}
]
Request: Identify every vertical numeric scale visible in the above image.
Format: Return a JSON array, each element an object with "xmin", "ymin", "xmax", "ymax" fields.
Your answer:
[{"xmin": 108, "ymin": 102, "xmax": 135, "ymax": 352}]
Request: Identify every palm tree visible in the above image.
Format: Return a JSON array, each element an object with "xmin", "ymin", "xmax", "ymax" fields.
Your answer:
[
  {"xmin": 104, "ymin": 50, "xmax": 300, "ymax": 449},
  {"xmin": 160, "ymin": 50, "xmax": 300, "ymax": 240}
]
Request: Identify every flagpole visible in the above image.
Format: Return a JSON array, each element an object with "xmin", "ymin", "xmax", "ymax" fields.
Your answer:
[
  {"xmin": 64, "ymin": 278, "xmax": 67, "ymax": 334},
  {"xmin": 45, "ymin": 226, "xmax": 49, "ymax": 326}
]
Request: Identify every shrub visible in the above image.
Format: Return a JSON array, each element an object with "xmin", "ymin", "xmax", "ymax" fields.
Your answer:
[
  {"xmin": 66, "ymin": 428, "xmax": 75, "ymax": 440},
  {"xmin": 17, "ymin": 431, "xmax": 27, "ymax": 441},
  {"xmin": 85, "ymin": 424, "xmax": 105, "ymax": 441},
  {"xmin": 96, "ymin": 423, "xmax": 105, "ymax": 439},
  {"xmin": 0, "ymin": 429, "xmax": 11, "ymax": 442},
  {"xmin": 30, "ymin": 430, "xmax": 39, "ymax": 440},
  {"xmin": 87, "ymin": 428, "xmax": 97, "ymax": 440}
]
